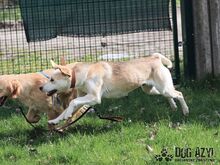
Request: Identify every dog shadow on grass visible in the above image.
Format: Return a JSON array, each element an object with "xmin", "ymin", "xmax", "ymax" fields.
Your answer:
[
  {"xmin": 0, "ymin": 117, "xmax": 122, "ymax": 146},
  {"xmin": 0, "ymin": 87, "xmax": 219, "ymax": 146},
  {"xmin": 101, "ymin": 86, "xmax": 220, "ymax": 124},
  {"xmin": 0, "ymin": 99, "xmax": 27, "ymax": 119}
]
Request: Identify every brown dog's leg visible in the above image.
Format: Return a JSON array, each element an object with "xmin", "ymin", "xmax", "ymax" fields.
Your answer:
[{"xmin": 26, "ymin": 108, "xmax": 41, "ymax": 123}]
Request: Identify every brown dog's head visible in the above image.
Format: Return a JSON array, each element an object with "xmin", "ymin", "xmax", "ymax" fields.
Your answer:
[
  {"xmin": 40, "ymin": 60, "xmax": 75, "ymax": 96},
  {"xmin": 0, "ymin": 77, "xmax": 21, "ymax": 106}
]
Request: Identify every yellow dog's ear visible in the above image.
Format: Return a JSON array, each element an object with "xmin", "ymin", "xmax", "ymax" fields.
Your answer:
[
  {"xmin": 58, "ymin": 66, "xmax": 72, "ymax": 77},
  {"xmin": 50, "ymin": 60, "xmax": 58, "ymax": 68},
  {"xmin": 51, "ymin": 59, "xmax": 71, "ymax": 77}
]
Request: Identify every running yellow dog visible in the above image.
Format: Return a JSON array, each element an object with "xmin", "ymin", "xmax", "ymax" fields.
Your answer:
[{"xmin": 40, "ymin": 53, "xmax": 189, "ymax": 124}]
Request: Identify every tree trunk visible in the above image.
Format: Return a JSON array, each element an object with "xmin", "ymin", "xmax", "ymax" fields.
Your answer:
[
  {"xmin": 191, "ymin": 0, "xmax": 220, "ymax": 79},
  {"xmin": 209, "ymin": 0, "xmax": 220, "ymax": 76}
]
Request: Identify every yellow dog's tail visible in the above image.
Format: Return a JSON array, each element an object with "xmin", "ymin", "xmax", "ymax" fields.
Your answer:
[{"xmin": 152, "ymin": 53, "xmax": 173, "ymax": 69}]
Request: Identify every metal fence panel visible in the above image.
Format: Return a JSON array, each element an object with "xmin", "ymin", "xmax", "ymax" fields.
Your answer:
[
  {"xmin": 0, "ymin": 0, "xmax": 179, "ymax": 80},
  {"xmin": 19, "ymin": 0, "xmax": 171, "ymax": 42}
]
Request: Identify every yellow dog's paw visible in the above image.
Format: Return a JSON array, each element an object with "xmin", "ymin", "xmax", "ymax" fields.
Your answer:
[
  {"xmin": 64, "ymin": 113, "xmax": 72, "ymax": 120},
  {"xmin": 183, "ymin": 107, "xmax": 189, "ymax": 116},
  {"xmin": 48, "ymin": 119, "xmax": 59, "ymax": 124},
  {"xmin": 64, "ymin": 109, "xmax": 74, "ymax": 120}
]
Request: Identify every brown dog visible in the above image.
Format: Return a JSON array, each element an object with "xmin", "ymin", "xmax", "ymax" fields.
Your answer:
[{"xmin": 0, "ymin": 63, "xmax": 77, "ymax": 129}]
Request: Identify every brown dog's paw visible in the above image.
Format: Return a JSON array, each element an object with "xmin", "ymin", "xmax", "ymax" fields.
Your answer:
[{"xmin": 26, "ymin": 115, "xmax": 41, "ymax": 123}]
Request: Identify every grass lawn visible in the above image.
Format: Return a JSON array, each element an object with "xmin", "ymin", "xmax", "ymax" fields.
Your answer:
[
  {"xmin": 0, "ymin": 7, "xmax": 21, "ymax": 22},
  {"xmin": 0, "ymin": 78, "xmax": 219, "ymax": 164}
]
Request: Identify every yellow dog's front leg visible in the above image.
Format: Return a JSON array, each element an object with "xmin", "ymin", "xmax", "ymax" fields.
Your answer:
[{"xmin": 48, "ymin": 94, "xmax": 100, "ymax": 124}]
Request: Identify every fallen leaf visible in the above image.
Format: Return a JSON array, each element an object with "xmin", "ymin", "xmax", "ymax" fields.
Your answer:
[
  {"xmin": 149, "ymin": 130, "xmax": 157, "ymax": 140},
  {"xmin": 146, "ymin": 145, "xmax": 153, "ymax": 152}
]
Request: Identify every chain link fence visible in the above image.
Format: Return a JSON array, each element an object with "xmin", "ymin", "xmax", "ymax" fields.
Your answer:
[{"xmin": 0, "ymin": 0, "xmax": 179, "ymax": 76}]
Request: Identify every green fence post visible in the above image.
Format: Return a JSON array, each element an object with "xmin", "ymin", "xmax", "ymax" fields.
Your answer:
[
  {"xmin": 171, "ymin": 0, "xmax": 180, "ymax": 83},
  {"xmin": 180, "ymin": 0, "xmax": 196, "ymax": 79}
]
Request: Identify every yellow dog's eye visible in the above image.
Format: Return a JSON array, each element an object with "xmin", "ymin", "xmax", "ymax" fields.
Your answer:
[{"xmin": 50, "ymin": 78, "xmax": 54, "ymax": 82}]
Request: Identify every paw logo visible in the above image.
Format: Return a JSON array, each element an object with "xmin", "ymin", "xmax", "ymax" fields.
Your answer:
[{"xmin": 155, "ymin": 148, "xmax": 173, "ymax": 162}]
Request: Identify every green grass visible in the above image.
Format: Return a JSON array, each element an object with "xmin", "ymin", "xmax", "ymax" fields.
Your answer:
[
  {"xmin": 0, "ymin": 78, "xmax": 220, "ymax": 164},
  {"xmin": 176, "ymin": 0, "xmax": 180, "ymax": 6},
  {"xmin": 0, "ymin": 51, "xmax": 131, "ymax": 75},
  {"xmin": 0, "ymin": 7, "xmax": 21, "ymax": 22},
  {"xmin": 0, "ymin": 49, "xmax": 73, "ymax": 74}
]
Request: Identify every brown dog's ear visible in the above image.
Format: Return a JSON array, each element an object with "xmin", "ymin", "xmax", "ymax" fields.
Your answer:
[
  {"xmin": 36, "ymin": 79, "xmax": 48, "ymax": 86},
  {"xmin": 9, "ymin": 80, "xmax": 21, "ymax": 98}
]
